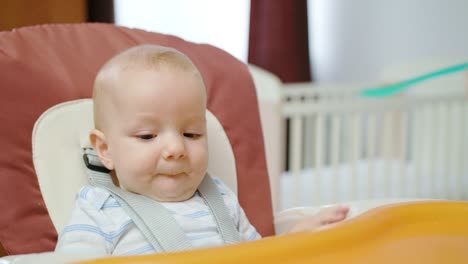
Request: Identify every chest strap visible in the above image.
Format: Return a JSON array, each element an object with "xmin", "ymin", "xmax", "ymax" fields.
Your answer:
[{"xmin": 84, "ymin": 149, "xmax": 241, "ymax": 252}]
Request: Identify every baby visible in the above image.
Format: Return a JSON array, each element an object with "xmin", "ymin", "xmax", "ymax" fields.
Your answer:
[{"xmin": 55, "ymin": 44, "xmax": 348, "ymax": 255}]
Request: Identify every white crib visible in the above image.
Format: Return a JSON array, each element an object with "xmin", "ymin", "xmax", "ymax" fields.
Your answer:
[{"xmin": 279, "ymin": 76, "xmax": 468, "ymax": 210}]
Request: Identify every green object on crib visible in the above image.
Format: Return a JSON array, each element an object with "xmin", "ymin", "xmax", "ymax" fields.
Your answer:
[{"xmin": 361, "ymin": 62, "xmax": 468, "ymax": 97}]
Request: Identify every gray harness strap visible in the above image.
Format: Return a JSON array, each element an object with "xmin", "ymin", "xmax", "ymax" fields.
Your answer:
[
  {"xmin": 197, "ymin": 176, "xmax": 241, "ymax": 245},
  {"xmin": 83, "ymin": 148, "xmax": 241, "ymax": 252}
]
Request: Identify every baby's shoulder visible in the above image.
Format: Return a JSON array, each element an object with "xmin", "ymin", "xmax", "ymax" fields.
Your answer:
[
  {"xmin": 76, "ymin": 185, "xmax": 118, "ymax": 211},
  {"xmin": 210, "ymin": 176, "xmax": 232, "ymax": 196},
  {"xmin": 209, "ymin": 176, "xmax": 239, "ymax": 204}
]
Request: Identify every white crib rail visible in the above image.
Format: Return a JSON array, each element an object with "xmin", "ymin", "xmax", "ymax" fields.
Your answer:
[{"xmin": 281, "ymin": 82, "xmax": 467, "ymax": 208}]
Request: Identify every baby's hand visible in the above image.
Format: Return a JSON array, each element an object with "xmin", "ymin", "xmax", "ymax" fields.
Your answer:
[{"xmin": 288, "ymin": 205, "xmax": 349, "ymax": 233}]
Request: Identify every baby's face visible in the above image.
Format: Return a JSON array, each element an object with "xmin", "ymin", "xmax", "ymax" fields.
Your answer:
[{"xmin": 103, "ymin": 67, "xmax": 208, "ymax": 202}]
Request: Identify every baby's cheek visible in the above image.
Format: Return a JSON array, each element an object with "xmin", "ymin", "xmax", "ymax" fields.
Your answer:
[
  {"xmin": 118, "ymin": 159, "xmax": 147, "ymax": 181},
  {"xmin": 198, "ymin": 152, "xmax": 209, "ymax": 174},
  {"xmin": 191, "ymin": 144, "xmax": 208, "ymax": 170}
]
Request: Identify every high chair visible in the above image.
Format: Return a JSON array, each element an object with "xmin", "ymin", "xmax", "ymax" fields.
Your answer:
[
  {"xmin": 1, "ymin": 23, "xmax": 467, "ymax": 264},
  {"xmin": 0, "ymin": 22, "xmax": 277, "ymax": 257}
]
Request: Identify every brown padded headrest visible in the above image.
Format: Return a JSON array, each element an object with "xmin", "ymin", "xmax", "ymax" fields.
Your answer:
[{"xmin": 0, "ymin": 23, "xmax": 273, "ymax": 255}]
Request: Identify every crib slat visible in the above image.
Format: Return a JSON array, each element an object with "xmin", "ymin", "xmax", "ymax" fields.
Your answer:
[
  {"xmin": 331, "ymin": 114, "xmax": 341, "ymax": 203},
  {"xmin": 460, "ymin": 102, "xmax": 468, "ymax": 200},
  {"xmin": 432, "ymin": 103, "xmax": 442, "ymax": 198},
  {"xmin": 413, "ymin": 107, "xmax": 423, "ymax": 198},
  {"xmin": 442, "ymin": 103, "xmax": 449, "ymax": 199},
  {"xmin": 303, "ymin": 116, "xmax": 315, "ymax": 169},
  {"xmin": 289, "ymin": 116, "xmax": 303, "ymax": 206},
  {"xmin": 423, "ymin": 105, "xmax": 434, "ymax": 197},
  {"xmin": 440, "ymin": 103, "xmax": 449, "ymax": 199},
  {"xmin": 382, "ymin": 111, "xmax": 393, "ymax": 197},
  {"xmin": 448, "ymin": 102, "xmax": 459, "ymax": 200},
  {"xmin": 457, "ymin": 103, "xmax": 463, "ymax": 199},
  {"xmin": 314, "ymin": 114, "xmax": 324, "ymax": 205},
  {"xmin": 463, "ymin": 103, "xmax": 468, "ymax": 200},
  {"xmin": 434, "ymin": 103, "xmax": 442, "ymax": 198},
  {"xmin": 366, "ymin": 113, "xmax": 376, "ymax": 198},
  {"xmin": 350, "ymin": 113, "xmax": 360, "ymax": 200},
  {"xmin": 399, "ymin": 111, "xmax": 408, "ymax": 197}
]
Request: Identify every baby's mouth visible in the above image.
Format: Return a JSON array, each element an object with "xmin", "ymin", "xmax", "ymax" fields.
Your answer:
[{"xmin": 157, "ymin": 172, "xmax": 186, "ymax": 177}]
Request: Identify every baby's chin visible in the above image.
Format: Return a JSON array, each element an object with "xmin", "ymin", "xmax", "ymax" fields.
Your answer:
[
  {"xmin": 148, "ymin": 177, "xmax": 201, "ymax": 202},
  {"xmin": 119, "ymin": 184, "xmax": 195, "ymax": 202},
  {"xmin": 149, "ymin": 191, "xmax": 196, "ymax": 202},
  {"xmin": 120, "ymin": 177, "xmax": 200, "ymax": 202},
  {"xmin": 145, "ymin": 186, "xmax": 198, "ymax": 202}
]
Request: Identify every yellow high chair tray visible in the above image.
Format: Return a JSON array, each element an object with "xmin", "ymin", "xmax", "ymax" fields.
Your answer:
[{"xmin": 78, "ymin": 201, "xmax": 468, "ymax": 264}]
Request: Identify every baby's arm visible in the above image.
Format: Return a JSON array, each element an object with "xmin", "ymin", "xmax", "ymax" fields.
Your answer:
[
  {"xmin": 237, "ymin": 205, "xmax": 262, "ymax": 241},
  {"xmin": 212, "ymin": 177, "xmax": 261, "ymax": 241},
  {"xmin": 287, "ymin": 205, "xmax": 349, "ymax": 233},
  {"xmin": 55, "ymin": 187, "xmax": 113, "ymax": 255}
]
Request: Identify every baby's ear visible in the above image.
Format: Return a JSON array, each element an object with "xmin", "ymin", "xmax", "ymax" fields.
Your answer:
[{"xmin": 89, "ymin": 129, "xmax": 114, "ymax": 170}]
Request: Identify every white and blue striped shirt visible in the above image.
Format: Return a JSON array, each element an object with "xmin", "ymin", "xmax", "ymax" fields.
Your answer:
[{"xmin": 55, "ymin": 178, "xmax": 261, "ymax": 256}]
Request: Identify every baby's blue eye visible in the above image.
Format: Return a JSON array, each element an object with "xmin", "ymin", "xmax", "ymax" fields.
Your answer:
[
  {"xmin": 138, "ymin": 134, "xmax": 156, "ymax": 140},
  {"xmin": 184, "ymin": 133, "xmax": 201, "ymax": 139}
]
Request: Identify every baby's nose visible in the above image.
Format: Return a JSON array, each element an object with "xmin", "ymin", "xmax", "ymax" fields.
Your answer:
[{"xmin": 162, "ymin": 135, "xmax": 186, "ymax": 160}]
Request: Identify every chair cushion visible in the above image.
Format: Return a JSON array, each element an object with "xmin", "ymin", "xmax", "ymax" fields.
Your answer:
[{"xmin": 0, "ymin": 23, "xmax": 273, "ymax": 255}]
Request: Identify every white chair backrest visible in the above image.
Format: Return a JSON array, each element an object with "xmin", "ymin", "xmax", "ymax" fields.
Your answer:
[
  {"xmin": 32, "ymin": 99, "xmax": 236, "ymax": 234},
  {"xmin": 247, "ymin": 65, "xmax": 284, "ymax": 212}
]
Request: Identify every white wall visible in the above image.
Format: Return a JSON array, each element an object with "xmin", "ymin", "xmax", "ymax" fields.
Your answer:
[
  {"xmin": 114, "ymin": 0, "xmax": 250, "ymax": 62},
  {"xmin": 309, "ymin": 0, "xmax": 468, "ymax": 83},
  {"xmin": 115, "ymin": 1, "xmax": 468, "ymax": 82}
]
